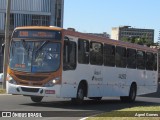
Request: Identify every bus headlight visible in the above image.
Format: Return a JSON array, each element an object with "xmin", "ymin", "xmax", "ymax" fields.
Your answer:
[
  {"xmin": 43, "ymin": 77, "xmax": 60, "ymax": 87},
  {"xmin": 43, "ymin": 80, "xmax": 54, "ymax": 87},
  {"xmin": 7, "ymin": 74, "xmax": 17, "ymax": 85},
  {"xmin": 52, "ymin": 77, "xmax": 60, "ymax": 84}
]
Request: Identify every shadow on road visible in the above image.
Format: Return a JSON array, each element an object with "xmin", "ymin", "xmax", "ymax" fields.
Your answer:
[
  {"xmin": 21, "ymin": 98, "xmax": 160, "ymax": 114},
  {"xmin": 18, "ymin": 83, "xmax": 160, "ymax": 117},
  {"xmin": 20, "ymin": 83, "xmax": 160, "ymax": 113}
]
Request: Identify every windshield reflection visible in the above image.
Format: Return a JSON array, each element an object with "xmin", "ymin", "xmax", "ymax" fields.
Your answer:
[{"xmin": 9, "ymin": 40, "xmax": 61, "ymax": 72}]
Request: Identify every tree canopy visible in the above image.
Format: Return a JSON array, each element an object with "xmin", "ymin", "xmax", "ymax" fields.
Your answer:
[{"xmin": 121, "ymin": 36, "xmax": 154, "ymax": 47}]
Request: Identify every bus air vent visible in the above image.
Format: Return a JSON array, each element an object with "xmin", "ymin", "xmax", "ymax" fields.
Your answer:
[
  {"xmin": 21, "ymin": 87, "xmax": 39, "ymax": 93},
  {"xmin": 15, "ymin": 75, "xmax": 47, "ymax": 81}
]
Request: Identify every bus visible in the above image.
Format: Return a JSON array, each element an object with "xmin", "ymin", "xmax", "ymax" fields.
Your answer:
[{"xmin": 6, "ymin": 26, "xmax": 158, "ymax": 103}]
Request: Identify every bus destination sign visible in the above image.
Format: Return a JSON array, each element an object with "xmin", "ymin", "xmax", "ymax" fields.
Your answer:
[{"xmin": 13, "ymin": 30, "xmax": 61, "ymax": 40}]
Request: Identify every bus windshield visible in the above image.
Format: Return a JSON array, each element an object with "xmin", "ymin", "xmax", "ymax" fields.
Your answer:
[{"xmin": 9, "ymin": 40, "xmax": 61, "ymax": 72}]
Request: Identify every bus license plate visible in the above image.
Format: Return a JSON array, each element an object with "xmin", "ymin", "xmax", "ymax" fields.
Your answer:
[{"xmin": 45, "ymin": 90, "xmax": 55, "ymax": 94}]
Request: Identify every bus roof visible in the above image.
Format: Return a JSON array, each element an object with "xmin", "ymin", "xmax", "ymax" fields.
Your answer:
[
  {"xmin": 14, "ymin": 26, "xmax": 63, "ymax": 31},
  {"xmin": 63, "ymin": 29, "xmax": 157, "ymax": 53},
  {"xmin": 13, "ymin": 26, "xmax": 157, "ymax": 53}
]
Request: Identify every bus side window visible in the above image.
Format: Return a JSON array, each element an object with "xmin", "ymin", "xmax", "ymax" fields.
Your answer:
[
  {"xmin": 78, "ymin": 39, "xmax": 89, "ymax": 64},
  {"xmin": 103, "ymin": 44, "xmax": 115, "ymax": 67},
  {"xmin": 127, "ymin": 48, "xmax": 136, "ymax": 69},
  {"xmin": 90, "ymin": 42, "xmax": 103, "ymax": 65},
  {"xmin": 137, "ymin": 50, "xmax": 145, "ymax": 69},
  {"xmin": 146, "ymin": 52, "xmax": 153, "ymax": 70},
  {"xmin": 63, "ymin": 39, "xmax": 77, "ymax": 71},
  {"xmin": 116, "ymin": 46, "xmax": 126, "ymax": 68},
  {"xmin": 153, "ymin": 53, "xmax": 157, "ymax": 71}
]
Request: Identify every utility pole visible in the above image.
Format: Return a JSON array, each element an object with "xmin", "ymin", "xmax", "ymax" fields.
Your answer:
[
  {"xmin": 158, "ymin": 30, "xmax": 160, "ymax": 43},
  {"xmin": 3, "ymin": 0, "xmax": 11, "ymax": 89}
]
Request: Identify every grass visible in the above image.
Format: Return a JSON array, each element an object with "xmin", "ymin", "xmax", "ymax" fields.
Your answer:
[
  {"xmin": 87, "ymin": 106, "xmax": 160, "ymax": 120},
  {"xmin": 0, "ymin": 83, "xmax": 6, "ymax": 94},
  {"xmin": 0, "ymin": 89, "xmax": 6, "ymax": 94}
]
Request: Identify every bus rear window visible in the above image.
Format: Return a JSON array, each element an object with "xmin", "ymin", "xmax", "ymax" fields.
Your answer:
[{"xmin": 12, "ymin": 29, "xmax": 61, "ymax": 40}]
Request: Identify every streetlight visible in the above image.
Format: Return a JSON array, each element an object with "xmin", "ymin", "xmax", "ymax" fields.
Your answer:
[{"xmin": 3, "ymin": 0, "xmax": 11, "ymax": 89}]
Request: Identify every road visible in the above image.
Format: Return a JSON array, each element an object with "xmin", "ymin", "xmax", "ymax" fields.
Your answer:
[
  {"xmin": 0, "ymin": 95, "xmax": 160, "ymax": 120},
  {"xmin": 0, "ymin": 83, "xmax": 160, "ymax": 120}
]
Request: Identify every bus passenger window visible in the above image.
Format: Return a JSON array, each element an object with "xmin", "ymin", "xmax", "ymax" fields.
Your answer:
[
  {"xmin": 116, "ymin": 46, "xmax": 126, "ymax": 68},
  {"xmin": 137, "ymin": 50, "xmax": 145, "ymax": 69},
  {"xmin": 127, "ymin": 48, "xmax": 136, "ymax": 69},
  {"xmin": 78, "ymin": 39, "xmax": 89, "ymax": 64},
  {"xmin": 153, "ymin": 54, "xmax": 157, "ymax": 71},
  {"xmin": 90, "ymin": 42, "xmax": 103, "ymax": 65},
  {"xmin": 146, "ymin": 52, "xmax": 154, "ymax": 70},
  {"xmin": 103, "ymin": 44, "xmax": 115, "ymax": 67},
  {"xmin": 63, "ymin": 40, "xmax": 77, "ymax": 71}
]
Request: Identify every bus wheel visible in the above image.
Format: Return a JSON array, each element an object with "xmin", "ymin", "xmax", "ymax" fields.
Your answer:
[
  {"xmin": 30, "ymin": 96, "xmax": 43, "ymax": 103},
  {"xmin": 128, "ymin": 84, "xmax": 137, "ymax": 102},
  {"xmin": 120, "ymin": 83, "xmax": 137, "ymax": 102},
  {"xmin": 71, "ymin": 84, "xmax": 85, "ymax": 104}
]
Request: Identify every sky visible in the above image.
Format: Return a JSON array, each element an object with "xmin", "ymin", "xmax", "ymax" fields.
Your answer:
[{"xmin": 63, "ymin": 0, "xmax": 160, "ymax": 42}]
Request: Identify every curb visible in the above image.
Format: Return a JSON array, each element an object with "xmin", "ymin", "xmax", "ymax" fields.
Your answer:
[{"xmin": 0, "ymin": 94, "xmax": 11, "ymax": 95}]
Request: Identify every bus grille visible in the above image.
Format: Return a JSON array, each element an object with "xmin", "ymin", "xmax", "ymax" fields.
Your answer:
[
  {"xmin": 21, "ymin": 87, "xmax": 39, "ymax": 93},
  {"xmin": 15, "ymin": 75, "xmax": 47, "ymax": 81}
]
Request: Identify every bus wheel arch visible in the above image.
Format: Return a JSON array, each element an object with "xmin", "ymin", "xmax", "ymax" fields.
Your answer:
[
  {"xmin": 120, "ymin": 82, "xmax": 137, "ymax": 102},
  {"xmin": 79, "ymin": 80, "xmax": 88, "ymax": 97},
  {"xmin": 71, "ymin": 80, "xmax": 88, "ymax": 104}
]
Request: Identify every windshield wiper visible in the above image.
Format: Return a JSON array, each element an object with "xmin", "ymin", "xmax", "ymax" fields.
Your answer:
[
  {"xmin": 35, "ymin": 41, "xmax": 49, "ymax": 57},
  {"xmin": 22, "ymin": 39, "xmax": 30, "ymax": 55}
]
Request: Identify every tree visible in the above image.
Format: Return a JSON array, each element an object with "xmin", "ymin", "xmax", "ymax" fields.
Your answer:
[{"xmin": 121, "ymin": 36, "xmax": 153, "ymax": 47}]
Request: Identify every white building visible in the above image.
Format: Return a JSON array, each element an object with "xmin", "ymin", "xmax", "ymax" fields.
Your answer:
[{"xmin": 111, "ymin": 26, "xmax": 154, "ymax": 42}]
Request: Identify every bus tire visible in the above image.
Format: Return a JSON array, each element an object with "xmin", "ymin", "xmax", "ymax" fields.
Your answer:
[
  {"xmin": 128, "ymin": 83, "xmax": 137, "ymax": 102},
  {"xmin": 30, "ymin": 96, "xmax": 43, "ymax": 103},
  {"xmin": 71, "ymin": 83, "xmax": 85, "ymax": 104},
  {"xmin": 120, "ymin": 83, "xmax": 137, "ymax": 102}
]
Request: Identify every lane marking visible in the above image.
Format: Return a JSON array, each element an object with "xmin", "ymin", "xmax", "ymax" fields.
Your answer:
[{"xmin": 79, "ymin": 117, "xmax": 89, "ymax": 120}]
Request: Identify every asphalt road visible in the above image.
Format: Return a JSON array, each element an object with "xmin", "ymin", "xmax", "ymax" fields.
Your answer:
[
  {"xmin": 0, "ymin": 83, "xmax": 160, "ymax": 120},
  {"xmin": 0, "ymin": 95, "xmax": 160, "ymax": 120}
]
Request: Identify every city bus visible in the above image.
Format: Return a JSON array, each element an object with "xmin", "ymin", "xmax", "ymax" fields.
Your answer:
[{"xmin": 6, "ymin": 26, "xmax": 158, "ymax": 103}]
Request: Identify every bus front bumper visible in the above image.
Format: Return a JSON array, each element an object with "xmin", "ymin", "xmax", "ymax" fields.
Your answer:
[{"xmin": 6, "ymin": 81, "xmax": 61, "ymax": 97}]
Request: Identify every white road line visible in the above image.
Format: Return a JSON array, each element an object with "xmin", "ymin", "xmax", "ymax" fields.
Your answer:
[{"xmin": 79, "ymin": 117, "xmax": 89, "ymax": 120}]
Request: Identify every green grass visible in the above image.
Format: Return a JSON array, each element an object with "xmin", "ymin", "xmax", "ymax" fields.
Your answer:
[
  {"xmin": 0, "ymin": 89, "xmax": 6, "ymax": 94},
  {"xmin": 87, "ymin": 117, "xmax": 159, "ymax": 120},
  {"xmin": 87, "ymin": 106, "xmax": 160, "ymax": 120}
]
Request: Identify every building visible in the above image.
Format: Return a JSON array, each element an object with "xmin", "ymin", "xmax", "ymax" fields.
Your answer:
[
  {"xmin": 0, "ymin": 0, "xmax": 64, "ymax": 72},
  {"xmin": 67, "ymin": 28, "xmax": 110, "ymax": 39},
  {"xmin": 111, "ymin": 26, "xmax": 154, "ymax": 42},
  {"xmin": 87, "ymin": 32, "xmax": 110, "ymax": 39}
]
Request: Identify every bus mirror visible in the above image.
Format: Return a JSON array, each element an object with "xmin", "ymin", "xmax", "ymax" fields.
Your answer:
[
  {"xmin": 1, "ymin": 43, "xmax": 5, "ymax": 55},
  {"xmin": 64, "ymin": 36, "xmax": 70, "ymax": 45}
]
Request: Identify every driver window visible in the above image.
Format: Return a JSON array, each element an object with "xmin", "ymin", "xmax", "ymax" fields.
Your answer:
[{"xmin": 63, "ymin": 40, "xmax": 77, "ymax": 71}]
